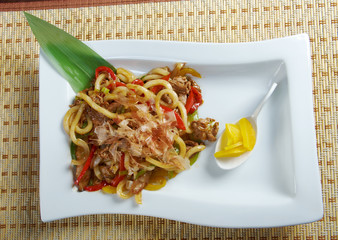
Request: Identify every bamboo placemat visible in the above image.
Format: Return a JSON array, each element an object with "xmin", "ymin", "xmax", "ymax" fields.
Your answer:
[{"xmin": 0, "ymin": 0, "xmax": 337, "ymax": 239}]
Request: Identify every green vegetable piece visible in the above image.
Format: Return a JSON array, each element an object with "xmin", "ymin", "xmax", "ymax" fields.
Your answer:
[
  {"xmin": 135, "ymin": 169, "xmax": 146, "ymax": 179},
  {"xmin": 188, "ymin": 111, "xmax": 199, "ymax": 122},
  {"xmin": 189, "ymin": 152, "xmax": 200, "ymax": 166},
  {"xmin": 24, "ymin": 12, "xmax": 116, "ymax": 93},
  {"xmin": 168, "ymin": 171, "xmax": 175, "ymax": 179},
  {"xmin": 101, "ymin": 87, "xmax": 110, "ymax": 95},
  {"xmin": 119, "ymin": 170, "xmax": 128, "ymax": 176},
  {"xmin": 70, "ymin": 142, "xmax": 77, "ymax": 160}
]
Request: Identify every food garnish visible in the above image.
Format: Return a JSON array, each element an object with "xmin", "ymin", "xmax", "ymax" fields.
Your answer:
[
  {"xmin": 64, "ymin": 63, "xmax": 219, "ymax": 203},
  {"xmin": 214, "ymin": 118, "xmax": 256, "ymax": 158}
]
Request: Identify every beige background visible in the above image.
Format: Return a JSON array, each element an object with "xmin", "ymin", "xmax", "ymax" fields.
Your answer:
[{"xmin": 0, "ymin": 0, "xmax": 337, "ymax": 239}]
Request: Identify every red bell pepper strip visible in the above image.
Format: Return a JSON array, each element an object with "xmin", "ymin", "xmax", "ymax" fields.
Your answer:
[
  {"xmin": 107, "ymin": 81, "xmax": 127, "ymax": 91},
  {"xmin": 106, "ymin": 83, "xmax": 114, "ymax": 91},
  {"xmin": 111, "ymin": 174, "xmax": 125, "ymax": 187},
  {"xmin": 115, "ymin": 82, "xmax": 126, "ymax": 87},
  {"xmin": 185, "ymin": 89, "xmax": 195, "ymax": 113},
  {"xmin": 161, "ymin": 73, "xmax": 170, "ymax": 81},
  {"xmin": 191, "ymin": 87, "xmax": 202, "ymax": 103},
  {"xmin": 151, "ymin": 74, "xmax": 171, "ymax": 94},
  {"xmin": 84, "ymin": 181, "xmax": 108, "ymax": 192},
  {"xmin": 95, "ymin": 66, "xmax": 116, "ymax": 80},
  {"xmin": 151, "ymin": 85, "xmax": 163, "ymax": 94},
  {"xmin": 132, "ymin": 79, "xmax": 144, "ymax": 86},
  {"xmin": 186, "ymin": 87, "xmax": 203, "ymax": 114},
  {"xmin": 160, "ymin": 105, "xmax": 174, "ymax": 113},
  {"xmin": 160, "ymin": 105, "xmax": 186, "ymax": 130},
  {"xmin": 189, "ymin": 102, "xmax": 201, "ymax": 114},
  {"xmin": 173, "ymin": 111, "xmax": 186, "ymax": 130},
  {"xmin": 74, "ymin": 145, "xmax": 97, "ymax": 186},
  {"xmin": 111, "ymin": 152, "xmax": 126, "ymax": 187}
]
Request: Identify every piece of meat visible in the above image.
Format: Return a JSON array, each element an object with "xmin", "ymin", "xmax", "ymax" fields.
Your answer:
[
  {"xmin": 188, "ymin": 78, "xmax": 201, "ymax": 92},
  {"xmin": 106, "ymin": 102, "xmax": 120, "ymax": 112},
  {"xmin": 178, "ymin": 94, "xmax": 187, "ymax": 105},
  {"xmin": 169, "ymin": 76, "xmax": 191, "ymax": 95},
  {"xmin": 130, "ymin": 171, "xmax": 152, "ymax": 194},
  {"xmin": 190, "ymin": 118, "xmax": 219, "ymax": 142},
  {"xmin": 85, "ymin": 105, "xmax": 108, "ymax": 128},
  {"xmin": 98, "ymin": 148, "xmax": 110, "ymax": 159},
  {"xmin": 161, "ymin": 94, "xmax": 173, "ymax": 105},
  {"xmin": 90, "ymin": 92, "xmax": 105, "ymax": 105},
  {"xmin": 184, "ymin": 140, "xmax": 200, "ymax": 152},
  {"xmin": 99, "ymin": 165, "xmax": 115, "ymax": 184}
]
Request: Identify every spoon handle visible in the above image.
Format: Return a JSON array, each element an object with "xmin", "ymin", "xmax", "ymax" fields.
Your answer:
[{"xmin": 252, "ymin": 82, "xmax": 278, "ymax": 120}]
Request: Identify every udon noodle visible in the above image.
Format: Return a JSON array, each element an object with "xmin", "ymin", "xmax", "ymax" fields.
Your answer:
[{"xmin": 63, "ymin": 63, "xmax": 219, "ymax": 204}]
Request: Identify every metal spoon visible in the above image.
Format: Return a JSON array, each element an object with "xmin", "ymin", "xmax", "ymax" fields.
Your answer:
[{"xmin": 214, "ymin": 82, "xmax": 278, "ymax": 170}]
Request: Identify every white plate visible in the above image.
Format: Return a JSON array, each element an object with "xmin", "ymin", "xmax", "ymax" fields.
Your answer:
[{"xmin": 39, "ymin": 34, "xmax": 323, "ymax": 227}]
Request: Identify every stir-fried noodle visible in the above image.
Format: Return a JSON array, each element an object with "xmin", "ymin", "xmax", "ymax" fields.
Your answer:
[{"xmin": 64, "ymin": 63, "xmax": 219, "ymax": 204}]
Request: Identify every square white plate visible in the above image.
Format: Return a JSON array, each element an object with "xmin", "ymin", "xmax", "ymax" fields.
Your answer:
[{"xmin": 39, "ymin": 34, "xmax": 323, "ymax": 227}]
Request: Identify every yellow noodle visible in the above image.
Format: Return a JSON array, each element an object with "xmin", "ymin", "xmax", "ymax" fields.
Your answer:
[
  {"xmin": 143, "ymin": 79, "xmax": 173, "ymax": 90},
  {"xmin": 135, "ymin": 192, "xmax": 142, "ymax": 204},
  {"xmin": 95, "ymin": 72, "xmax": 107, "ymax": 91},
  {"xmin": 144, "ymin": 176, "xmax": 167, "ymax": 191},
  {"xmin": 66, "ymin": 63, "xmax": 209, "ymax": 202},
  {"xmin": 116, "ymin": 179, "xmax": 133, "ymax": 199},
  {"xmin": 117, "ymin": 68, "xmax": 136, "ymax": 83},
  {"xmin": 69, "ymin": 103, "xmax": 90, "ymax": 157},
  {"xmin": 103, "ymin": 93, "xmax": 118, "ymax": 101},
  {"xmin": 149, "ymin": 67, "xmax": 170, "ymax": 76},
  {"xmin": 176, "ymin": 101, "xmax": 191, "ymax": 133},
  {"xmin": 138, "ymin": 162, "xmax": 156, "ymax": 171},
  {"xmin": 174, "ymin": 135, "xmax": 186, "ymax": 157},
  {"xmin": 142, "ymin": 67, "xmax": 170, "ymax": 81},
  {"xmin": 155, "ymin": 88, "xmax": 179, "ymax": 117},
  {"xmin": 104, "ymin": 86, "xmax": 129, "ymax": 101},
  {"xmin": 113, "ymin": 86, "xmax": 129, "ymax": 95},
  {"xmin": 77, "ymin": 92, "xmax": 118, "ymax": 119},
  {"xmin": 186, "ymin": 145, "xmax": 206, "ymax": 159},
  {"xmin": 75, "ymin": 116, "xmax": 93, "ymax": 135},
  {"xmin": 145, "ymin": 157, "xmax": 177, "ymax": 171},
  {"xmin": 63, "ymin": 105, "xmax": 80, "ymax": 135},
  {"xmin": 141, "ymin": 74, "xmax": 163, "ymax": 81},
  {"xmin": 126, "ymin": 83, "xmax": 156, "ymax": 100}
]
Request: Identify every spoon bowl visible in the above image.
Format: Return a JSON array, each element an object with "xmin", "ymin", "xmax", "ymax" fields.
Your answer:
[{"xmin": 214, "ymin": 82, "xmax": 278, "ymax": 170}]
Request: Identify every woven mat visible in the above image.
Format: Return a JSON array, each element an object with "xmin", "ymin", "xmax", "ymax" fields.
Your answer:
[{"xmin": 0, "ymin": 0, "xmax": 337, "ymax": 239}]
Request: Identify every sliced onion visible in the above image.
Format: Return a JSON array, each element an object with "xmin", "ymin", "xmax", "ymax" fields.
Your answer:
[
  {"xmin": 94, "ymin": 165, "xmax": 103, "ymax": 180},
  {"xmin": 92, "ymin": 156, "xmax": 102, "ymax": 168}
]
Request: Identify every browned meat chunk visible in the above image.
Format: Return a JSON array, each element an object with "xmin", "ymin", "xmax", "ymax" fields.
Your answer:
[
  {"xmin": 190, "ymin": 118, "xmax": 219, "ymax": 142},
  {"xmin": 189, "ymin": 78, "xmax": 201, "ymax": 92},
  {"xmin": 100, "ymin": 165, "xmax": 115, "ymax": 184},
  {"xmin": 85, "ymin": 105, "xmax": 108, "ymax": 128},
  {"xmin": 169, "ymin": 76, "xmax": 191, "ymax": 96},
  {"xmin": 161, "ymin": 93, "xmax": 173, "ymax": 105},
  {"xmin": 90, "ymin": 92, "xmax": 105, "ymax": 105},
  {"xmin": 130, "ymin": 171, "xmax": 152, "ymax": 194},
  {"xmin": 184, "ymin": 140, "xmax": 200, "ymax": 152},
  {"xmin": 97, "ymin": 147, "xmax": 112, "ymax": 160}
]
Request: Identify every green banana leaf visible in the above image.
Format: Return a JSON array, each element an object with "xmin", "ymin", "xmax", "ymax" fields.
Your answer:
[{"xmin": 24, "ymin": 12, "xmax": 116, "ymax": 93}]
